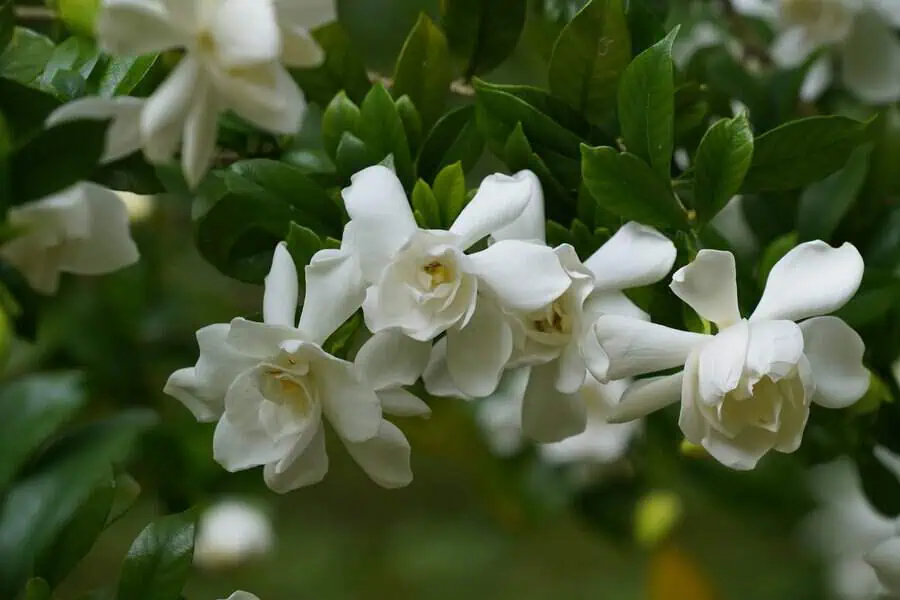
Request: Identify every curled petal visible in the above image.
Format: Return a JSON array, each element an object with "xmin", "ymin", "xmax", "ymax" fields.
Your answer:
[
  {"xmin": 450, "ymin": 171, "xmax": 533, "ymax": 249},
  {"xmin": 801, "ymin": 316, "xmax": 869, "ymax": 409},
  {"xmin": 97, "ymin": 0, "xmax": 182, "ymax": 56},
  {"xmin": 377, "ymin": 389, "xmax": 431, "ymax": 418},
  {"xmin": 316, "ymin": 358, "xmax": 382, "ymax": 443},
  {"xmin": 521, "ymin": 363, "xmax": 587, "ymax": 443},
  {"xmin": 263, "ymin": 424, "xmax": 329, "ymax": 492},
  {"xmin": 489, "ymin": 170, "xmax": 546, "ymax": 244},
  {"xmin": 355, "ymin": 330, "xmax": 431, "ymax": 392},
  {"xmin": 607, "ymin": 372, "xmax": 683, "ymax": 424},
  {"xmin": 343, "ymin": 420, "xmax": 413, "ymax": 488},
  {"xmin": 263, "ymin": 242, "xmax": 299, "ymax": 328},
  {"xmin": 46, "ymin": 96, "xmax": 144, "ymax": 164},
  {"xmin": 469, "ymin": 240, "xmax": 570, "ymax": 312},
  {"xmin": 446, "ymin": 299, "xmax": 513, "ymax": 398},
  {"xmin": 211, "ymin": 0, "xmax": 281, "ymax": 68},
  {"xmin": 585, "ymin": 222, "xmax": 677, "ymax": 292},
  {"xmin": 670, "ymin": 250, "xmax": 741, "ymax": 329},
  {"xmin": 297, "ymin": 243, "xmax": 366, "ymax": 345},
  {"xmin": 141, "ymin": 58, "xmax": 199, "ymax": 163}
]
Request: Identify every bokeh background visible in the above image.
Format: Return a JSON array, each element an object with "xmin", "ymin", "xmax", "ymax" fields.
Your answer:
[{"xmin": 5, "ymin": 0, "xmax": 879, "ymax": 598}]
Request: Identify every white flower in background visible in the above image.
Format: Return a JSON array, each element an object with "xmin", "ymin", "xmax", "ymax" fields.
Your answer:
[
  {"xmin": 802, "ymin": 447, "xmax": 900, "ymax": 600},
  {"xmin": 592, "ymin": 242, "xmax": 869, "ymax": 470},
  {"xmin": 672, "ymin": 21, "xmax": 744, "ymax": 69},
  {"xmin": 426, "ymin": 174, "xmax": 675, "ymax": 442},
  {"xmin": 165, "ymin": 243, "xmax": 419, "ymax": 491},
  {"xmin": 193, "ymin": 499, "xmax": 274, "ymax": 570},
  {"xmin": 220, "ymin": 593, "xmax": 260, "ymax": 600},
  {"xmin": 733, "ymin": 0, "xmax": 900, "ymax": 103},
  {"xmin": 93, "ymin": 0, "xmax": 336, "ymax": 186},
  {"xmin": 0, "ymin": 182, "xmax": 139, "ymax": 294},
  {"xmin": 304, "ymin": 166, "xmax": 571, "ymax": 399},
  {"xmin": 46, "ymin": 97, "xmax": 145, "ymax": 165}
]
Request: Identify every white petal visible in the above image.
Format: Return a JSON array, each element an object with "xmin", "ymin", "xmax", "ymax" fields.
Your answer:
[
  {"xmin": 274, "ymin": 0, "xmax": 336, "ymax": 29},
  {"xmin": 180, "ymin": 82, "xmax": 219, "ymax": 188},
  {"xmin": 263, "ymin": 424, "xmax": 329, "ymax": 492},
  {"xmin": 217, "ymin": 65, "xmax": 306, "ymax": 135},
  {"xmin": 377, "ymin": 388, "xmax": 431, "ymax": 418},
  {"xmin": 697, "ymin": 320, "xmax": 749, "ymax": 404},
  {"xmin": 165, "ymin": 368, "xmax": 218, "ymax": 421},
  {"xmin": 280, "ymin": 26, "xmax": 325, "ymax": 68},
  {"xmin": 446, "ymin": 299, "xmax": 513, "ymax": 398},
  {"xmin": 841, "ymin": 12, "xmax": 900, "ymax": 104},
  {"xmin": 213, "ymin": 415, "xmax": 290, "ymax": 472},
  {"xmin": 449, "ymin": 171, "xmax": 533, "ymax": 250},
  {"xmin": 800, "ymin": 57, "xmax": 833, "ymax": 102},
  {"xmin": 316, "ymin": 356, "xmax": 382, "ymax": 443},
  {"xmin": 556, "ymin": 342, "xmax": 587, "ymax": 395},
  {"xmin": 591, "ymin": 315, "xmax": 708, "ymax": 381},
  {"xmin": 97, "ymin": 0, "xmax": 182, "ymax": 56},
  {"xmin": 211, "ymin": 0, "xmax": 280, "ymax": 68},
  {"xmin": 730, "ymin": 0, "xmax": 778, "ymax": 19},
  {"xmin": 222, "ymin": 592, "xmax": 262, "ymax": 600},
  {"xmin": 585, "ymin": 222, "xmax": 677, "ymax": 292},
  {"xmin": 751, "ymin": 241, "xmax": 864, "ymax": 323},
  {"xmin": 875, "ymin": 445, "xmax": 900, "ymax": 483},
  {"xmin": 520, "ymin": 363, "xmax": 587, "ymax": 443},
  {"xmin": 702, "ymin": 427, "xmax": 775, "ymax": 470},
  {"xmin": 583, "ymin": 290, "xmax": 648, "ymax": 321},
  {"xmin": 226, "ymin": 318, "xmax": 300, "ymax": 360},
  {"xmin": 607, "ymin": 372, "xmax": 683, "ymax": 423},
  {"xmin": 263, "ymin": 242, "xmax": 299, "ymax": 328},
  {"xmin": 341, "ymin": 166, "xmax": 418, "ymax": 280},
  {"xmin": 870, "ymin": 0, "xmax": 900, "ymax": 27},
  {"xmin": 469, "ymin": 240, "xmax": 570, "ymax": 312},
  {"xmin": 771, "ymin": 26, "xmax": 819, "ymax": 68},
  {"xmin": 59, "ymin": 184, "xmax": 139, "ymax": 274},
  {"xmin": 800, "ymin": 316, "xmax": 869, "ymax": 408},
  {"xmin": 297, "ymin": 242, "xmax": 366, "ymax": 345},
  {"xmin": 488, "ymin": 170, "xmax": 546, "ymax": 244},
  {"xmin": 678, "ymin": 351, "xmax": 706, "ymax": 440},
  {"xmin": 745, "ymin": 319, "xmax": 804, "ymax": 380},
  {"xmin": 422, "ymin": 338, "xmax": 471, "ymax": 399},
  {"xmin": 355, "ymin": 330, "xmax": 431, "ymax": 391},
  {"xmin": 46, "ymin": 96, "xmax": 144, "ymax": 164},
  {"xmin": 867, "ymin": 538, "xmax": 900, "ymax": 595},
  {"xmin": 670, "ymin": 250, "xmax": 741, "ymax": 328},
  {"xmin": 141, "ymin": 58, "xmax": 199, "ymax": 163},
  {"xmin": 343, "ymin": 420, "xmax": 413, "ymax": 488}
]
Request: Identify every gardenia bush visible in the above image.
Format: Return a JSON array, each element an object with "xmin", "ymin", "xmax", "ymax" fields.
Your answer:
[{"xmin": 2, "ymin": 0, "xmax": 900, "ymax": 598}]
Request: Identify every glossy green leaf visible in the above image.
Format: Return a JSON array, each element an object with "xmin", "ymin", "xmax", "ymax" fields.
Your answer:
[
  {"xmin": 49, "ymin": 69, "xmax": 87, "ymax": 101},
  {"xmin": 393, "ymin": 13, "xmax": 452, "ymax": 130},
  {"xmin": 285, "ymin": 220, "xmax": 325, "ymax": 276},
  {"xmin": 581, "ymin": 144, "xmax": 688, "ymax": 229},
  {"xmin": 395, "ymin": 95, "xmax": 423, "ymax": 156},
  {"xmin": 35, "ymin": 472, "xmax": 115, "ymax": 588},
  {"xmin": 797, "ymin": 145, "xmax": 870, "ymax": 242},
  {"xmin": 358, "ymin": 83, "xmax": 414, "ymax": 187},
  {"xmin": 441, "ymin": 0, "xmax": 526, "ymax": 77},
  {"xmin": 0, "ymin": 410, "xmax": 157, "ymax": 596},
  {"xmin": 617, "ymin": 27, "xmax": 679, "ymax": 179},
  {"xmin": 322, "ymin": 91, "xmax": 360, "ymax": 160},
  {"xmin": 97, "ymin": 54, "xmax": 160, "ymax": 97},
  {"xmin": 115, "ymin": 510, "xmax": 196, "ymax": 600},
  {"xmin": 335, "ymin": 131, "xmax": 378, "ymax": 180},
  {"xmin": 0, "ymin": 28, "xmax": 54, "ymax": 84},
  {"xmin": 692, "ymin": 114, "xmax": 754, "ymax": 223},
  {"xmin": 0, "ymin": 372, "xmax": 86, "ymax": 490},
  {"xmin": 503, "ymin": 123, "xmax": 572, "ymax": 220},
  {"xmin": 10, "ymin": 119, "xmax": 109, "ymax": 204},
  {"xmin": 548, "ymin": 0, "xmax": 631, "ymax": 124},
  {"xmin": 39, "ymin": 36, "xmax": 100, "ymax": 89},
  {"xmin": 412, "ymin": 179, "xmax": 441, "ymax": 229},
  {"xmin": 627, "ymin": 0, "xmax": 667, "ymax": 55},
  {"xmin": 0, "ymin": 77, "xmax": 61, "ymax": 143},
  {"xmin": 433, "ymin": 161, "xmax": 467, "ymax": 226},
  {"xmin": 416, "ymin": 104, "xmax": 484, "ymax": 183},
  {"xmin": 291, "ymin": 22, "xmax": 371, "ymax": 106},
  {"xmin": 741, "ymin": 116, "xmax": 871, "ymax": 192}
]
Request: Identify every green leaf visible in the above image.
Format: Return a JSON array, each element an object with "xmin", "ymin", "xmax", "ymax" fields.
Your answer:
[
  {"xmin": 0, "ymin": 77, "xmax": 61, "ymax": 143},
  {"xmin": 0, "ymin": 410, "xmax": 157, "ymax": 597},
  {"xmin": 108, "ymin": 472, "xmax": 141, "ymax": 525},
  {"xmin": 25, "ymin": 578, "xmax": 52, "ymax": 600},
  {"xmin": 627, "ymin": 0, "xmax": 667, "ymax": 55},
  {"xmin": 412, "ymin": 179, "xmax": 441, "ymax": 229},
  {"xmin": 285, "ymin": 221, "xmax": 325, "ymax": 273},
  {"xmin": 797, "ymin": 145, "xmax": 870, "ymax": 242},
  {"xmin": 416, "ymin": 104, "xmax": 484, "ymax": 183},
  {"xmin": 322, "ymin": 91, "xmax": 360, "ymax": 160},
  {"xmin": 0, "ymin": 0, "xmax": 13, "ymax": 55},
  {"xmin": 741, "ymin": 116, "xmax": 871, "ymax": 192},
  {"xmin": 0, "ymin": 372, "xmax": 87, "ymax": 490},
  {"xmin": 395, "ymin": 95, "xmax": 423, "ymax": 156},
  {"xmin": 548, "ymin": 0, "xmax": 631, "ymax": 124},
  {"xmin": 291, "ymin": 22, "xmax": 371, "ymax": 106},
  {"xmin": 433, "ymin": 161, "xmax": 467, "ymax": 226},
  {"xmin": 0, "ymin": 28, "xmax": 54, "ymax": 84},
  {"xmin": 692, "ymin": 114, "xmax": 754, "ymax": 223},
  {"xmin": 39, "ymin": 36, "xmax": 100, "ymax": 89},
  {"xmin": 116, "ymin": 510, "xmax": 196, "ymax": 600},
  {"xmin": 334, "ymin": 132, "xmax": 378, "ymax": 180},
  {"xmin": 617, "ymin": 26, "xmax": 679, "ymax": 179},
  {"xmin": 358, "ymin": 83, "xmax": 414, "ymax": 188},
  {"xmin": 97, "ymin": 54, "xmax": 160, "ymax": 96},
  {"xmin": 35, "ymin": 471, "xmax": 115, "ymax": 588},
  {"xmin": 393, "ymin": 13, "xmax": 452, "ymax": 130},
  {"xmin": 49, "ymin": 69, "xmax": 87, "ymax": 101},
  {"xmin": 10, "ymin": 119, "xmax": 109, "ymax": 204},
  {"xmin": 503, "ymin": 123, "xmax": 572, "ymax": 220},
  {"xmin": 581, "ymin": 144, "xmax": 688, "ymax": 229},
  {"xmin": 441, "ymin": 0, "xmax": 526, "ymax": 77}
]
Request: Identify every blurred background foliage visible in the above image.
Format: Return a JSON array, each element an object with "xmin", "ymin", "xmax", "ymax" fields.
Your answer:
[{"xmin": 5, "ymin": 0, "xmax": 899, "ymax": 598}]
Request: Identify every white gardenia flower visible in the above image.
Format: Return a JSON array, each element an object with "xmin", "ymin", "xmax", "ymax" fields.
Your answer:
[
  {"xmin": 303, "ymin": 166, "xmax": 571, "ymax": 399},
  {"xmin": 0, "ymin": 182, "xmax": 139, "ymax": 294},
  {"xmin": 802, "ymin": 447, "xmax": 900, "ymax": 600},
  {"xmin": 94, "ymin": 0, "xmax": 335, "ymax": 186},
  {"xmin": 592, "ymin": 242, "xmax": 869, "ymax": 470},
  {"xmin": 193, "ymin": 499, "xmax": 274, "ymax": 570},
  {"xmin": 733, "ymin": 0, "xmax": 900, "ymax": 103},
  {"xmin": 165, "ymin": 242, "xmax": 418, "ymax": 491},
  {"xmin": 426, "ymin": 175, "xmax": 676, "ymax": 442}
]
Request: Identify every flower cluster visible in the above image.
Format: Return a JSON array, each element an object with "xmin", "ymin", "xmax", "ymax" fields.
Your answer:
[{"xmin": 166, "ymin": 163, "xmax": 869, "ymax": 490}]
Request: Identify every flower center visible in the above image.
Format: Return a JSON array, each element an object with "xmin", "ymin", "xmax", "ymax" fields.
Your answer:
[
  {"xmin": 260, "ymin": 356, "xmax": 314, "ymax": 418},
  {"xmin": 422, "ymin": 260, "xmax": 453, "ymax": 289},
  {"xmin": 531, "ymin": 299, "xmax": 572, "ymax": 336}
]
